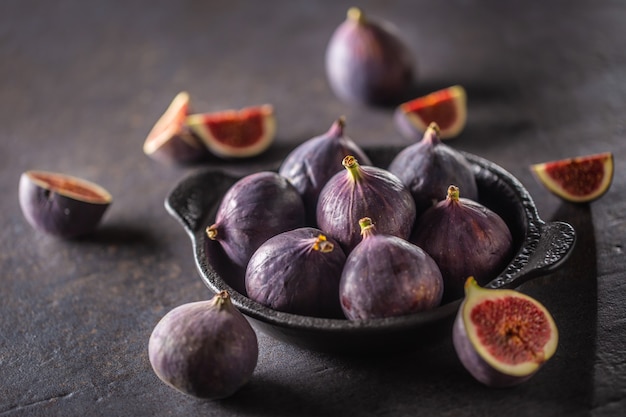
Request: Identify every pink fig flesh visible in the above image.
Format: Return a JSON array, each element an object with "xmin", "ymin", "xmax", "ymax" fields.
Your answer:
[{"xmin": 453, "ymin": 277, "xmax": 558, "ymax": 387}]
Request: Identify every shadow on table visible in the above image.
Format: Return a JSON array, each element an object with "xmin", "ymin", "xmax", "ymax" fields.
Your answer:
[{"xmin": 516, "ymin": 202, "xmax": 598, "ymax": 411}]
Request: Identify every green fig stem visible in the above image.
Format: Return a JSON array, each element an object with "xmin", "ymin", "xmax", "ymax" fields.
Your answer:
[
  {"xmin": 312, "ymin": 234, "xmax": 334, "ymax": 253},
  {"xmin": 342, "ymin": 155, "xmax": 362, "ymax": 181},
  {"xmin": 359, "ymin": 217, "xmax": 376, "ymax": 238},
  {"xmin": 447, "ymin": 185, "xmax": 460, "ymax": 202},
  {"xmin": 347, "ymin": 7, "xmax": 365, "ymax": 24},
  {"xmin": 206, "ymin": 224, "xmax": 219, "ymax": 240}
]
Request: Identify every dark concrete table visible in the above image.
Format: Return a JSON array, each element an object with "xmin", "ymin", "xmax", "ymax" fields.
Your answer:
[{"xmin": 2, "ymin": 1, "xmax": 624, "ymax": 416}]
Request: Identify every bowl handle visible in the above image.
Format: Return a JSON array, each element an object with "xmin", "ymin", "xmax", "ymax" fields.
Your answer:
[
  {"xmin": 165, "ymin": 170, "xmax": 237, "ymax": 235},
  {"xmin": 489, "ymin": 220, "xmax": 576, "ymax": 289}
]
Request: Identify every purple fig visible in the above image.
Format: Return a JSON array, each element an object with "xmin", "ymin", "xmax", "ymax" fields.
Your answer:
[
  {"xmin": 148, "ymin": 291, "xmax": 258, "ymax": 399},
  {"xmin": 245, "ymin": 227, "xmax": 346, "ymax": 318},
  {"xmin": 340, "ymin": 218, "xmax": 443, "ymax": 320},
  {"xmin": 411, "ymin": 185, "xmax": 513, "ymax": 303},
  {"xmin": 325, "ymin": 7, "xmax": 415, "ymax": 105},
  {"xmin": 143, "ymin": 91, "xmax": 210, "ymax": 165},
  {"xmin": 207, "ymin": 171, "xmax": 306, "ymax": 268},
  {"xmin": 453, "ymin": 277, "xmax": 559, "ymax": 387},
  {"xmin": 278, "ymin": 117, "xmax": 372, "ymax": 224},
  {"xmin": 316, "ymin": 155, "xmax": 416, "ymax": 253},
  {"xmin": 388, "ymin": 122, "xmax": 478, "ymax": 214},
  {"xmin": 19, "ymin": 170, "xmax": 112, "ymax": 238}
]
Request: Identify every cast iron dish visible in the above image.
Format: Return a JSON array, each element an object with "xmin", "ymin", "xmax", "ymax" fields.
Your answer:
[{"xmin": 165, "ymin": 146, "xmax": 576, "ymax": 354}]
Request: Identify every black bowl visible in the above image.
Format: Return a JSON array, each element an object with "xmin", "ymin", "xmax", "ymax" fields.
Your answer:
[{"xmin": 165, "ymin": 146, "xmax": 576, "ymax": 354}]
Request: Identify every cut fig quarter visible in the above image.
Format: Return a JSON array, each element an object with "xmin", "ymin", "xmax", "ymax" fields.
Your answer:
[
  {"xmin": 394, "ymin": 85, "xmax": 467, "ymax": 140},
  {"xmin": 142, "ymin": 91, "xmax": 209, "ymax": 165},
  {"xmin": 19, "ymin": 170, "xmax": 112, "ymax": 238},
  {"xmin": 186, "ymin": 104, "xmax": 276, "ymax": 159},
  {"xmin": 530, "ymin": 152, "xmax": 614, "ymax": 203},
  {"xmin": 453, "ymin": 277, "xmax": 558, "ymax": 387}
]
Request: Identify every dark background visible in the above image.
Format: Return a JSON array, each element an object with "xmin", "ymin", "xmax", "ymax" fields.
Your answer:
[{"xmin": 1, "ymin": 0, "xmax": 624, "ymax": 416}]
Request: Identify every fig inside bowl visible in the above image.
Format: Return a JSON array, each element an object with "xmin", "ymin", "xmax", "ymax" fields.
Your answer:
[{"xmin": 165, "ymin": 146, "xmax": 576, "ymax": 354}]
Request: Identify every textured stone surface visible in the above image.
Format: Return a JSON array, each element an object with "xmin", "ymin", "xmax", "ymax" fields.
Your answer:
[{"xmin": 1, "ymin": 0, "xmax": 625, "ymax": 416}]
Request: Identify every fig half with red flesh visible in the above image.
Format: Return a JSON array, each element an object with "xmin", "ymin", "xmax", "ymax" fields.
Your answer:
[
  {"xmin": 453, "ymin": 277, "xmax": 558, "ymax": 387},
  {"xmin": 530, "ymin": 152, "xmax": 613, "ymax": 203},
  {"xmin": 394, "ymin": 85, "xmax": 467, "ymax": 140},
  {"xmin": 142, "ymin": 91, "xmax": 209, "ymax": 165},
  {"xmin": 186, "ymin": 104, "xmax": 276, "ymax": 159},
  {"xmin": 19, "ymin": 170, "xmax": 112, "ymax": 238}
]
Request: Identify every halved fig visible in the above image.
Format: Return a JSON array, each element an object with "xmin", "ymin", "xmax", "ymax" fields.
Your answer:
[
  {"xmin": 19, "ymin": 170, "xmax": 112, "ymax": 238},
  {"xmin": 186, "ymin": 104, "xmax": 276, "ymax": 159},
  {"xmin": 394, "ymin": 85, "xmax": 467, "ymax": 140},
  {"xmin": 530, "ymin": 152, "xmax": 613, "ymax": 203},
  {"xmin": 453, "ymin": 277, "xmax": 559, "ymax": 387},
  {"xmin": 142, "ymin": 91, "xmax": 209, "ymax": 164}
]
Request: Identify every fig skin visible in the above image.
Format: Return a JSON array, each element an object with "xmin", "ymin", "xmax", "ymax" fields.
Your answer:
[
  {"xmin": 148, "ymin": 291, "xmax": 259, "ymax": 399},
  {"xmin": 207, "ymin": 171, "xmax": 306, "ymax": 268},
  {"xmin": 388, "ymin": 122, "xmax": 478, "ymax": 215},
  {"xmin": 340, "ymin": 218, "xmax": 443, "ymax": 320},
  {"xmin": 143, "ymin": 91, "xmax": 210, "ymax": 165},
  {"xmin": 19, "ymin": 170, "xmax": 112, "ymax": 238},
  {"xmin": 411, "ymin": 185, "xmax": 513, "ymax": 303},
  {"xmin": 278, "ymin": 117, "xmax": 372, "ymax": 225},
  {"xmin": 316, "ymin": 155, "xmax": 416, "ymax": 253},
  {"xmin": 452, "ymin": 277, "xmax": 559, "ymax": 387},
  {"xmin": 325, "ymin": 7, "xmax": 415, "ymax": 105},
  {"xmin": 245, "ymin": 227, "xmax": 346, "ymax": 318}
]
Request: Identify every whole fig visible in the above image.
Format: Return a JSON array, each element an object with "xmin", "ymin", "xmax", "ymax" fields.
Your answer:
[
  {"xmin": 245, "ymin": 227, "xmax": 346, "ymax": 318},
  {"xmin": 278, "ymin": 117, "xmax": 372, "ymax": 224},
  {"xmin": 453, "ymin": 277, "xmax": 559, "ymax": 387},
  {"xmin": 325, "ymin": 7, "xmax": 415, "ymax": 105},
  {"xmin": 388, "ymin": 122, "xmax": 478, "ymax": 215},
  {"xmin": 411, "ymin": 185, "xmax": 513, "ymax": 303},
  {"xmin": 340, "ymin": 217, "xmax": 443, "ymax": 320},
  {"xmin": 148, "ymin": 291, "xmax": 258, "ymax": 399},
  {"xmin": 207, "ymin": 171, "xmax": 305, "ymax": 268},
  {"xmin": 316, "ymin": 155, "xmax": 416, "ymax": 253}
]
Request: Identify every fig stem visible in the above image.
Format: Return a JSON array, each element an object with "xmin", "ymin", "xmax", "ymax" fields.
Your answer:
[
  {"xmin": 422, "ymin": 123, "xmax": 442, "ymax": 146},
  {"xmin": 358, "ymin": 217, "xmax": 376, "ymax": 237},
  {"xmin": 347, "ymin": 7, "xmax": 365, "ymax": 24},
  {"xmin": 447, "ymin": 185, "xmax": 460, "ymax": 202},
  {"xmin": 329, "ymin": 116, "xmax": 346, "ymax": 137},
  {"xmin": 312, "ymin": 234, "xmax": 334, "ymax": 253},
  {"xmin": 342, "ymin": 155, "xmax": 362, "ymax": 181},
  {"xmin": 206, "ymin": 225, "xmax": 219, "ymax": 240},
  {"xmin": 213, "ymin": 290, "xmax": 231, "ymax": 309}
]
